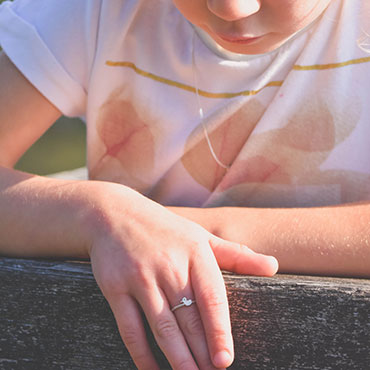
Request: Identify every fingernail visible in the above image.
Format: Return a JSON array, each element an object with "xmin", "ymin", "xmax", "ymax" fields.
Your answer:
[
  {"xmin": 213, "ymin": 350, "xmax": 232, "ymax": 368},
  {"xmin": 268, "ymin": 256, "xmax": 279, "ymax": 275}
]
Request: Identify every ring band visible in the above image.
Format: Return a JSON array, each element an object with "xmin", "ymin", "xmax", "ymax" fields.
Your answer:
[{"xmin": 171, "ymin": 296, "xmax": 196, "ymax": 312}]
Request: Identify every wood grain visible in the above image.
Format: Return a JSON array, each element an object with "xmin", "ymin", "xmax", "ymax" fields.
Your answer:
[{"xmin": 0, "ymin": 258, "xmax": 369, "ymax": 369}]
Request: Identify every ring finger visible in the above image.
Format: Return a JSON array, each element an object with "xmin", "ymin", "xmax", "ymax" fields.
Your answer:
[
  {"xmin": 170, "ymin": 291, "xmax": 222, "ymax": 370},
  {"xmin": 137, "ymin": 286, "xmax": 199, "ymax": 370}
]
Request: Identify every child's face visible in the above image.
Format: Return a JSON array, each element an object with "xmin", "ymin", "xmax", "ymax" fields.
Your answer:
[{"xmin": 173, "ymin": 0, "xmax": 332, "ymax": 54}]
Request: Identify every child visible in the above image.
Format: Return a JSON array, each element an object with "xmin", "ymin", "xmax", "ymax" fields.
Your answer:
[{"xmin": 0, "ymin": 0, "xmax": 369, "ymax": 368}]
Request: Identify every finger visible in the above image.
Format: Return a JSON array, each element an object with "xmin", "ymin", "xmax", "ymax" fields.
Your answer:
[
  {"xmin": 170, "ymin": 292, "xmax": 223, "ymax": 370},
  {"xmin": 109, "ymin": 294, "xmax": 159, "ymax": 370},
  {"xmin": 191, "ymin": 251, "xmax": 234, "ymax": 369},
  {"xmin": 210, "ymin": 237, "xmax": 279, "ymax": 276},
  {"xmin": 137, "ymin": 286, "xmax": 198, "ymax": 370}
]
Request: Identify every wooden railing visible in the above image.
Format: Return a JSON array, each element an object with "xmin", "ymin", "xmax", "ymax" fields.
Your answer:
[
  {"xmin": 1, "ymin": 168, "xmax": 369, "ymax": 369},
  {"xmin": 1, "ymin": 257, "xmax": 369, "ymax": 369}
]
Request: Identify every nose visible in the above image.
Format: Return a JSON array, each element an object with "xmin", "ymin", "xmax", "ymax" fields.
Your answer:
[{"xmin": 207, "ymin": 0, "xmax": 261, "ymax": 21}]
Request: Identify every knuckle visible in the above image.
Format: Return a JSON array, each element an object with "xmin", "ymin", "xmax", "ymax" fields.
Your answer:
[
  {"xmin": 105, "ymin": 259, "xmax": 152, "ymax": 296},
  {"xmin": 183, "ymin": 312, "xmax": 204, "ymax": 336},
  {"xmin": 121, "ymin": 326, "xmax": 154, "ymax": 369},
  {"xmin": 122, "ymin": 257, "xmax": 146, "ymax": 282},
  {"xmin": 97, "ymin": 268, "xmax": 122, "ymax": 296},
  {"xmin": 209, "ymin": 327, "xmax": 229, "ymax": 343},
  {"xmin": 154, "ymin": 317, "xmax": 180, "ymax": 340},
  {"xmin": 131, "ymin": 265, "xmax": 153, "ymax": 290},
  {"xmin": 201, "ymin": 290, "xmax": 228, "ymax": 313},
  {"xmin": 121, "ymin": 325, "xmax": 140, "ymax": 348}
]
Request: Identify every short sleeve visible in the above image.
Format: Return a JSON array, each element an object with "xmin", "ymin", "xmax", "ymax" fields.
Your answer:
[{"xmin": 0, "ymin": 0, "xmax": 102, "ymax": 117}]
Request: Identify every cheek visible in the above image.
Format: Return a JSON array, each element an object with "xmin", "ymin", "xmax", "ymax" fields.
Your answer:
[
  {"xmin": 263, "ymin": 0, "xmax": 317, "ymax": 33},
  {"xmin": 172, "ymin": 0, "xmax": 207, "ymax": 25}
]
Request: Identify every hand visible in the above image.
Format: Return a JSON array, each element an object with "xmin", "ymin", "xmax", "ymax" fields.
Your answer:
[{"xmin": 87, "ymin": 185, "xmax": 278, "ymax": 369}]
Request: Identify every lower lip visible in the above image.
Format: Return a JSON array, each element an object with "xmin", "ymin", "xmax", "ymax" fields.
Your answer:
[{"xmin": 217, "ymin": 35, "xmax": 262, "ymax": 45}]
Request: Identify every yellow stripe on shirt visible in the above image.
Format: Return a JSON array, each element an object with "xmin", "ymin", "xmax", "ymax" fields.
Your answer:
[
  {"xmin": 106, "ymin": 55, "xmax": 370, "ymax": 98},
  {"xmin": 105, "ymin": 60, "xmax": 283, "ymax": 98},
  {"xmin": 293, "ymin": 56, "xmax": 370, "ymax": 71}
]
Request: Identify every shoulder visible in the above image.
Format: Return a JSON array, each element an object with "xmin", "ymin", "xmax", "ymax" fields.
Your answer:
[
  {"xmin": 0, "ymin": 0, "xmax": 108, "ymax": 116},
  {"xmin": 0, "ymin": 0, "xmax": 103, "ymax": 22},
  {"xmin": 98, "ymin": 0, "xmax": 180, "ymax": 28},
  {"xmin": 0, "ymin": 0, "xmax": 104, "ymax": 46}
]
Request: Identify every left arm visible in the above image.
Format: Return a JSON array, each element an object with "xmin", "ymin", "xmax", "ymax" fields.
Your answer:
[{"xmin": 169, "ymin": 203, "xmax": 370, "ymax": 277}]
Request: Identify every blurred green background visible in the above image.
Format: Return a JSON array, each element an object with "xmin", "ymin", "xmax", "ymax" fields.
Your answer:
[
  {"xmin": 1, "ymin": 0, "xmax": 86, "ymax": 175},
  {"xmin": 14, "ymin": 117, "xmax": 86, "ymax": 175}
]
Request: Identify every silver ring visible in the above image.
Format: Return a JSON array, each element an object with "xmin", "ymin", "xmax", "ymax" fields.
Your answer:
[{"xmin": 171, "ymin": 296, "xmax": 196, "ymax": 312}]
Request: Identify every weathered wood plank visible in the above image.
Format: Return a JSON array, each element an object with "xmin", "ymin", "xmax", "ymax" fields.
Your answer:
[{"xmin": 0, "ymin": 257, "xmax": 369, "ymax": 369}]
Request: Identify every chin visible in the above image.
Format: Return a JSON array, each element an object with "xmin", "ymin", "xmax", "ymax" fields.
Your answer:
[{"xmin": 220, "ymin": 43, "xmax": 273, "ymax": 55}]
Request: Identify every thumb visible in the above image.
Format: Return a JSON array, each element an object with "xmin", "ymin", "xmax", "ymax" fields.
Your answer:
[{"xmin": 209, "ymin": 236, "xmax": 279, "ymax": 277}]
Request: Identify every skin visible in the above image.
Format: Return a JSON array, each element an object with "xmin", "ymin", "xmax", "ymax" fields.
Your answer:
[
  {"xmin": 173, "ymin": 0, "xmax": 332, "ymax": 54},
  {"xmin": 0, "ymin": 51, "xmax": 277, "ymax": 370},
  {"xmin": 1, "ymin": 1, "xmax": 369, "ymax": 369}
]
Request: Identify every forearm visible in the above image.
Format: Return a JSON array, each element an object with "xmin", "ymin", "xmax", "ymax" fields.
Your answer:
[
  {"xmin": 169, "ymin": 204, "xmax": 370, "ymax": 277},
  {"xmin": 0, "ymin": 166, "xmax": 97, "ymax": 258}
]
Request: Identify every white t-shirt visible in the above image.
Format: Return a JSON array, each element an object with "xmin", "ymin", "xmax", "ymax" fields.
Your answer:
[{"xmin": 1, "ymin": 0, "xmax": 370, "ymax": 208}]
